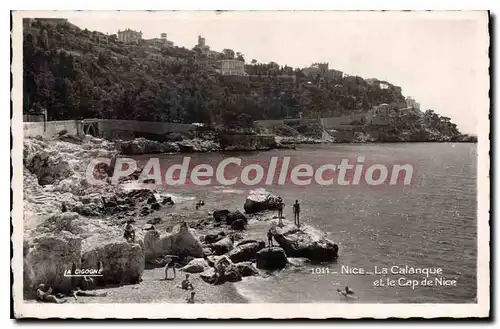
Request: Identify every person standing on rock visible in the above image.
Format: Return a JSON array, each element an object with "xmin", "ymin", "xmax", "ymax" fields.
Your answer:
[
  {"xmin": 277, "ymin": 196, "xmax": 284, "ymax": 226},
  {"xmin": 293, "ymin": 200, "xmax": 301, "ymax": 227},
  {"xmin": 267, "ymin": 228, "xmax": 274, "ymax": 247}
]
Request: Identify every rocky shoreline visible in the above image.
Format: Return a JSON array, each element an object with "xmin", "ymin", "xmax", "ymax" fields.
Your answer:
[{"xmin": 23, "ymin": 136, "xmax": 339, "ymax": 303}]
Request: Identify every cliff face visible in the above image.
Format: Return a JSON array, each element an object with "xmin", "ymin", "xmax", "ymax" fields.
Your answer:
[
  {"xmin": 324, "ymin": 107, "xmax": 476, "ymax": 143},
  {"xmin": 23, "ymin": 19, "xmax": 471, "ymax": 142},
  {"xmin": 24, "ymin": 19, "xmax": 404, "ymax": 125}
]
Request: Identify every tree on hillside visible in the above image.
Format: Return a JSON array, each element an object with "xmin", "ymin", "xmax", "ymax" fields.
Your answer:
[
  {"xmin": 251, "ymin": 59, "xmax": 257, "ymax": 64},
  {"xmin": 222, "ymin": 48, "xmax": 235, "ymax": 59},
  {"xmin": 236, "ymin": 52, "xmax": 245, "ymax": 62}
]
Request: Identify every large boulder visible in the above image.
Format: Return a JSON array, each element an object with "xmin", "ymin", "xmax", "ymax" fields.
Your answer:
[
  {"xmin": 23, "ymin": 231, "xmax": 82, "ymax": 295},
  {"xmin": 180, "ymin": 258, "xmax": 209, "ymax": 273},
  {"xmin": 210, "ymin": 237, "xmax": 233, "ymax": 255},
  {"xmin": 243, "ymin": 188, "xmax": 280, "ymax": 214},
  {"xmin": 231, "ymin": 218, "xmax": 246, "ymax": 230},
  {"xmin": 213, "ymin": 256, "xmax": 241, "ymax": 284},
  {"xmin": 236, "ymin": 262, "xmax": 259, "ymax": 277},
  {"xmin": 213, "ymin": 209, "xmax": 230, "ymax": 222},
  {"xmin": 169, "ymin": 223, "xmax": 204, "ymax": 257},
  {"xmin": 81, "ymin": 240, "xmax": 144, "ymax": 286},
  {"xmin": 226, "ymin": 210, "xmax": 248, "ymax": 225},
  {"xmin": 143, "ymin": 222, "xmax": 204, "ymax": 261},
  {"xmin": 227, "ymin": 240, "xmax": 266, "ymax": 263},
  {"xmin": 256, "ymin": 247, "xmax": 288, "ymax": 270},
  {"xmin": 200, "ymin": 268, "xmax": 217, "ymax": 284},
  {"xmin": 204, "ymin": 231, "xmax": 226, "ymax": 244},
  {"xmin": 24, "ymin": 212, "xmax": 145, "ymax": 294},
  {"xmin": 272, "ymin": 223, "xmax": 339, "ymax": 262}
]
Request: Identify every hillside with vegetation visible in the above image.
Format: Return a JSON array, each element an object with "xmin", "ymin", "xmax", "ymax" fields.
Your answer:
[{"xmin": 22, "ymin": 18, "xmax": 475, "ymax": 142}]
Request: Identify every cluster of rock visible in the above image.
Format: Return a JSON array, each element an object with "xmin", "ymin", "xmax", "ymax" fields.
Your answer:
[
  {"xmin": 24, "ymin": 212, "xmax": 145, "ymax": 296},
  {"xmin": 22, "ymin": 137, "xmax": 340, "ymax": 296},
  {"xmin": 275, "ymin": 136, "xmax": 324, "ymax": 148},
  {"xmin": 115, "ymin": 138, "xmax": 220, "ymax": 155},
  {"xmin": 177, "ymin": 189, "xmax": 339, "ymax": 286}
]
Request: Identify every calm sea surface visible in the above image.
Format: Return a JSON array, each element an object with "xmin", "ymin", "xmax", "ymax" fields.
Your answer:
[{"xmin": 137, "ymin": 143, "xmax": 477, "ymax": 303}]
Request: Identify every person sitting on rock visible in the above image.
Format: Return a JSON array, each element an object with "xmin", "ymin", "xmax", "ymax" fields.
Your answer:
[
  {"xmin": 61, "ymin": 202, "xmax": 67, "ymax": 212},
  {"xmin": 36, "ymin": 284, "xmax": 67, "ymax": 304},
  {"xmin": 267, "ymin": 229, "xmax": 274, "ymax": 247},
  {"xmin": 186, "ymin": 291, "xmax": 196, "ymax": 303},
  {"xmin": 181, "ymin": 274, "xmax": 194, "ymax": 290},
  {"xmin": 123, "ymin": 222, "xmax": 135, "ymax": 243}
]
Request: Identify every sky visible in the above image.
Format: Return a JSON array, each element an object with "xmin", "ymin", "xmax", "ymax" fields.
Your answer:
[{"xmin": 61, "ymin": 11, "xmax": 489, "ymax": 134}]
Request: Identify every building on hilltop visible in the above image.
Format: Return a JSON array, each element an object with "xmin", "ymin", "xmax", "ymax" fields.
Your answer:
[
  {"xmin": 193, "ymin": 34, "xmax": 221, "ymax": 58},
  {"xmin": 405, "ymin": 96, "xmax": 420, "ymax": 110},
  {"xmin": 145, "ymin": 33, "xmax": 174, "ymax": 48},
  {"xmin": 196, "ymin": 35, "xmax": 210, "ymax": 51},
  {"xmin": 220, "ymin": 59, "xmax": 246, "ymax": 76},
  {"xmin": 302, "ymin": 62, "xmax": 343, "ymax": 80},
  {"xmin": 329, "ymin": 69, "xmax": 343, "ymax": 79},
  {"xmin": 117, "ymin": 28, "xmax": 143, "ymax": 44}
]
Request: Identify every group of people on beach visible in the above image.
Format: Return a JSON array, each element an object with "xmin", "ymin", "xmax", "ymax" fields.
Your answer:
[
  {"xmin": 35, "ymin": 261, "xmax": 107, "ymax": 304},
  {"xmin": 163, "ymin": 255, "xmax": 197, "ymax": 303}
]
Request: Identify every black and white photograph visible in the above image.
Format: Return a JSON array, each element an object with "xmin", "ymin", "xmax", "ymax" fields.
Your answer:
[{"xmin": 11, "ymin": 10, "xmax": 489, "ymax": 319}]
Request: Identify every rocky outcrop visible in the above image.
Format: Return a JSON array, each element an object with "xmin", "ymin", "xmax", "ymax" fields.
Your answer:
[
  {"xmin": 213, "ymin": 210, "xmax": 230, "ymax": 223},
  {"xmin": 143, "ymin": 222, "xmax": 204, "ymax": 261},
  {"xmin": 116, "ymin": 138, "xmax": 179, "ymax": 155},
  {"xmin": 204, "ymin": 231, "xmax": 226, "ymax": 244},
  {"xmin": 243, "ymin": 188, "xmax": 280, "ymax": 214},
  {"xmin": 213, "ymin": 256, "xmax": 241, "ymax": 284},
  {"xmin": 24, "ymin": 212, "xmax": 145, "ymax": 294},
  {"xmin": 200, "ymin": 268, "xmax": 217, "ymax": 284},
  {"xmin": 213, "ymin": 210, "xmax": 248, "ymax": 229},
  {"xmin": 210, "ymin": 237, "xmax": 233, "ymax": 256},
  {"xmin": 81, "ymin": 240, "xmax": 144, "ymax": 286},
  {"xmin": 116, "ymin": 138, "xmax": 220, "ymax": 155},
  {"xmin": 200, "ymin": 255, "xmax": 242, "ymax": 284},
  {"xmin": 256, "ymin": 247, "xmax": 288, "ymax": 270},
  {"xmin": 236, "ymin": 262, "xmax": 259, "ymax": 277},
  {"xmin": 176, "ymin": 139, "xmax": 220, "ymax": 152},
  {"xmin": 227, "ymin": 240, "xmax": 266, "ymax": 263},
  {"xmin": 272, "ymin": 223, "xmax": 339, "ymax": 262},
  {"xmin": 220, "ymin": 134, "xmax": 277, "ymax": 151},
  {"xmin": 24, "ymin": 150, "xmax": 72, "ymax": 186},
  {"xmin": 180, "ymin": 258, "xmax": 210, "ymax": 274},
  {"xmin": 23, "ymin": 231, "xmax": 82, "ymax": 295},
  {"xmin": 231, "ymin": 219, "xmax": 246, "ymax": 230},
  {"xmin": 227, "ymin": 211, "xmax": 248, "ymax": 225}
]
